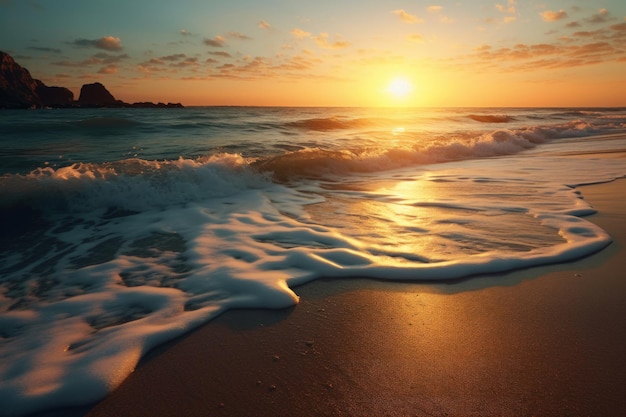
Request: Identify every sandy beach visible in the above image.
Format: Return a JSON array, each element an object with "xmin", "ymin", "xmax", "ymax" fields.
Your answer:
[{"xmin": 78, "ymin": 179, "xmax": 626, "ymax": 417}]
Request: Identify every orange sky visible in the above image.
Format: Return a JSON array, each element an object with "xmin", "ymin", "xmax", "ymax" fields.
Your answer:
[{"xmin": 2, "ymin": 1, "xmax": 625, "ymax": 106}]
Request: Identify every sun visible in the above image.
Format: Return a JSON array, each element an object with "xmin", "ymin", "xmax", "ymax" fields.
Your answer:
[{"xmin": 386, "ymin": 77, "xmax": 414, "ymax": 98}]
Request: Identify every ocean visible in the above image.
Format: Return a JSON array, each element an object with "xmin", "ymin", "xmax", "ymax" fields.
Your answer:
[{"xmin": 1, "ymin": 106, "xmax": 626, "ymax": 416}]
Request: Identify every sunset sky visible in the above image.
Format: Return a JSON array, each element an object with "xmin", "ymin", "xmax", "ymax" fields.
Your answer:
[{"xmin": 1, "ymin": 0, "xmax": 625, "ymax": 107}]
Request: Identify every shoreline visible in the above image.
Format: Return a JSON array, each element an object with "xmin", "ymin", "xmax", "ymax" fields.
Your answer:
[
  {"xmin": 90, "ymin": 179, "xmax": 625, "ymax": 417},
  {"xmin": 45, "ymin": 179, "xmax": 626, "ymax": 416}
]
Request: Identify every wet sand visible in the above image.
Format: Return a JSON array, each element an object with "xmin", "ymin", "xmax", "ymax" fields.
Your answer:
[{"xmin": 84, "ymin": 179, "xmax": 626, "ymax": 417}]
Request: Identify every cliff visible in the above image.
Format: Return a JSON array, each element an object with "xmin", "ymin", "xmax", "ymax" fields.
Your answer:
[{"xmin": 0, "ymin": 51, "xmax": 41, "ymax": 108}]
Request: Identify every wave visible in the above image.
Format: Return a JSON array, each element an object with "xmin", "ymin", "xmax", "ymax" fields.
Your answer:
[
  {"xmin": 0, "ymin": 118, "xmax": 612, "ymax": 215},
  {"xmin": 285, "ymin": 116, "xmax": 382, "ymax": 131},
  {"xmin": 0, "ymin": 154, "xmax": 269, "ymax": 216},
  {"xmin": 469, "ymin": 114, "xmax": 513, "ymax": 123},
  {"xmin": 255, "ymin": 120, "xmax": 600, "ymax": 181}
]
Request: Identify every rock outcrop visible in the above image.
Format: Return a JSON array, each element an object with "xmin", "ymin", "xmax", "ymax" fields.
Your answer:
[
  {"xmin": 0, "ymin": 51, "xmax": 41, "ymax": 108},
  {"xmin": 35, "ymin": 80, "xmax": 74, "ymax": 107},
  {"xmin": 0, "ymin": 51, "xmax": 183, "ymax": 109},
  {"xmin": 130, "ymin": 101, "xmax": 184, "ymax": 108},
  {"xmin": 78, "ymin": 82, "xmax": 121, "ymax": 107}
]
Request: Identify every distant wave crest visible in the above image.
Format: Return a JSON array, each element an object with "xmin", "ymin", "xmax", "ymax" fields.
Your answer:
[
  {"xmin": 286, "ymin": 116, "xmax": 379, "ymax": 131},
  {"xmin": 469, "ymin": 114, "xmax": 513, "ymax": 123}
]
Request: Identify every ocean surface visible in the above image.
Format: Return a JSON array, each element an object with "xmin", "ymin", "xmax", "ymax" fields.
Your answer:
[{"xmin": 1, "ymin": 106, "xmax": 626, "ymax": 415}]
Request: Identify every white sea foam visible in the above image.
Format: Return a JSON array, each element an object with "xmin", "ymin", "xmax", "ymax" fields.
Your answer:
[{"xmin": 0, "ymin": 108, "xmax": 625, "ymax": 416}]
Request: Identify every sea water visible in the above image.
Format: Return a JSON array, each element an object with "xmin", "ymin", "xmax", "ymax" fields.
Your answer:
[{"xmin": 1, "ymin": 107, "xmax": 625, "ymax": 416}]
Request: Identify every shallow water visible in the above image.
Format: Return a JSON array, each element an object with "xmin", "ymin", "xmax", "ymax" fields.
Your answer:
[{"xmin": 1, "ymin": 106, "xmax": 626, "ymax": 416}]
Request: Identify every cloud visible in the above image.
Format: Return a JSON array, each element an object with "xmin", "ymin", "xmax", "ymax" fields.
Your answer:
[
  {"xmin": 258, "ymin": 20, "xmax": 271, "ymax": 30},
  {"xmin": 209, "ymin": 51, "xmax": 233, "ymax": 58},
  {"xmin": 465, "ymin": 38, "xmax": 623, "ymax": 72},
  {"xmin": 586, "ymin": 8, "xmax": 612, "ymax": 24},
  {"xmin": 290, "ymin": 29, "xmax": 348, "ymax": 52},
  {"xmin": 27, "ymin": 46, "xmax": 62, "ymax": 54},
  {"xmin": 228, "ymin": 31, "xmax": 252, "ymax": 40},
  {"xmin": 540, "ymin": 10, "xmax": 568, "ymax": 22},
  {"xmin": 91, "ymin": 52, "xmax": 129, "ymax": 63},
  {"xmin": 204, "ymin": 36, "xmax": 226, "ymax": 47},
  {"xmin": 139, "ymin": 54, "xmax": 187, "ymax": 67},
  {"xmin": 495, "ymin": 0, "xmax": 516, "ymax": 14},
  {"xmin": 391, "ymin": 9, "xmax": 423, "ymax": 24},
  {"xmin": 52, "ymin": 53, "xmax": 129, "ymax": 67},
  {"xmin": 313, "ymin": 33, "xmax": 350, "ymax": 50},
  {"xmin": 611, "ymin": 22, "xmax": 626, "ymax": 32},
  {"xmin": 72, "ymin": 36, "xmax": 123, "ymax": 51},
  {"xmin": 291, "ymin": 28, "xmax": 312, "ymax": 39},
  {"xmin": 427, "ymin": 6, "xmax": 442, "ymax": 13},
  {"xmin": 171, "ymin": 57, "xmax": 199, "ymax": 68},
  {"xmin": 503, "ymin": 16, "xmax": 517, "ymax": 23},
  {"xmin": 180, "ymin": 29, "xmax": 192, "ymax": 36},
  {"xmin": 98, "ymin": 65, "xmax": 117, "ymax": 74},
  {"xmin": 161, "ymin": 53, "xmax": 187, "ymax": 61}
]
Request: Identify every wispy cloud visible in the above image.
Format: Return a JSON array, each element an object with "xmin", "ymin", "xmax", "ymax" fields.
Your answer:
[
  {"xmin": 391, "ymin": 9, "xmax": 424, "ymax": 24},
  {"xmin": 98, "ymin": 65, "xmax": 118, "ymax": 74},
  {"xmin": 495, "ymin": 0, "xmax": 516, "ymax": 14},
  {"xmin": 180, "ymin": 29, "xmax": 192, "ymax": 36},
  {"xmin": 258, "ymin": 20, "xmax": 271, "ymax": 30},
  {"xmin": 52, "ymin": 53, "xmax": 129, "ymax": 67},
  {"xmin": 494, "ymin": 0, "xmax": 516, "ymax": 23},
  {"xmin": 228, "ymin": 32, "xmax": 252, "ymax": 41},
  {"xmin": 72, "ymin": 36, "xmax": 123, "ymax": 51},
  {"xmin": 27, "ymin": 46, "xmax": 62, "ymax": 54},
  {"xmin": 465, "ymin": 37, "xmax": 623, "ymax": 72},
  {"xmin": 161, "ymin": 53, "xmax": 187, "ymax": 61},
  {"xmin": 313, "ymin": 33, "xmax": 350, "ymax": 50},
  {"xmin": 209, "ymin": 51, "xmax": 233, "ymax": 58},
  {"xmin": 204, "ymin": 36, "xmax": 226, "ymax": 47},
  {"xmin": 586, "ymin": 8, "xmax": 613, "ymax": 24},
  {"xmin": 291, "ymin": 28, "xmax": 312, "ymax": 39},
  {"xmin": 289, "ymin": 29, "xmax": 350, "ymax": 50},
  {"xmin": 540, "ymin": 10, "xmax": 568, "ymax": 22},
  {"xmin": 426, "ymin": 5, "xmax": 455, "ymax": 23}
]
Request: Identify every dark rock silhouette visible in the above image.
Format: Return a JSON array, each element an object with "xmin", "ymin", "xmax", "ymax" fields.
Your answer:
[
  {"xmin": 0, "ymin": 51, "xmax": 41, "ymax": 108},
  {"xmin": 131, "ymin": 101, "xmax": 184, "ymax": 108},
  {"xmin": 78, "ymin": 82, "xmax": 121, "ymax": 107},
  {"xmin": 0, "ymin": 50, "xmax": 184, "ymax": 109},
  {"xmin": 35, "ymin": 80, "xmax": 74, "ymax": 107}
]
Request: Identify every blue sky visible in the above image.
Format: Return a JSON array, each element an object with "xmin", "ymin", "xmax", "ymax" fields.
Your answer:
[{"xmin": 1, "ymin": 0, "xmax": 625, "ymax": 106}]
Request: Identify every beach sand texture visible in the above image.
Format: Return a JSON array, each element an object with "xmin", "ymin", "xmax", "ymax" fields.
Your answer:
[{"xmin": 84, "ymin": 179, "xmax": 626, "ymax": 417}]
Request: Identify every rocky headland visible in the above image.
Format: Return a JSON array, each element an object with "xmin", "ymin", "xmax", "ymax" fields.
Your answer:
[{"xmin": 0, "ymin": 51, "xmax": 183, "ymax": 109}]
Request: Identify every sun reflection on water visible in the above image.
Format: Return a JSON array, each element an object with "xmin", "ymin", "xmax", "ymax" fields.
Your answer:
[{"xmin": 306, "ymin": 174, "xmax": 566, "ymax": 265}]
